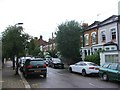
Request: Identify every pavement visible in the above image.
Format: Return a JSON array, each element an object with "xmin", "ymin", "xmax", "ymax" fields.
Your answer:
[{"xmin": 2, "ymin": 60, "xmax": 31, "ymax": 89}]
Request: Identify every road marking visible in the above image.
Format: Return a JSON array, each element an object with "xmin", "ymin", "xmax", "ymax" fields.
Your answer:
[
  {"xmin": 89, "ymin": 83, "xmax": 95, "ymax": 87},
  {"xmin": 18, "ymin": 69, "xmax": 31, "ymax": 89},
  {"xmin": 0, "ymin": 81, "xmax": 4, "ymax": 82}
]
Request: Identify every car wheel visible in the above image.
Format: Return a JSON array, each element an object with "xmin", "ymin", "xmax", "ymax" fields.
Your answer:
[
  {"xmin": 24, "ymin": 73, "xmax": 28, "ymax": 78},
  {"xmin": 20, "ymin": 67, "xmax": 23, "ymax": 72},
  {"xmin": 102, "ymin": 73, "xmax": 109, "ymax": 81},
  {"xmin": 52, "ymin": 64, "xmax": 55, "ymax": 68},
  {"xmin": 62, "ymin": 65, "xmax": 64, "ymax": 69},
  {"xmin": 82, "ymin": 69, "xmax": 86, "ymax": 76},
  {"xmin": 43, "ymin": 74, "xmax": 47, "ymax": 78},
  {"xmin": 69, "ymin": 67, "xmax": 73, "ymax": 73}
]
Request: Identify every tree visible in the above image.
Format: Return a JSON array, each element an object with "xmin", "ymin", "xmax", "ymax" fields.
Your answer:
[
  {"xmin": 27, "ymin": 38, "xmax": 41, "ymax": 56},
  {"xmin": 56, "ymin": 20, "xmax": 82, "ymax": 64},
  {"xmin": 2, "ymin": 25, "xmax": 30, "ymax": 69}
]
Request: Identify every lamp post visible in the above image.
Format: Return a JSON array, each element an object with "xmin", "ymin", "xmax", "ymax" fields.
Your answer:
[
  {"xmin": 14, "ymin": 23, "xmax": 23, "ymax": 75},
  {"xmin": 15, "ymin": 23, "xmax": 23, "ymax": 26}
]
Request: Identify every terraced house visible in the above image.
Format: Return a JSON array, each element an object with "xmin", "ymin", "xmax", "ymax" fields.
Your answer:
[
  {"xmin": 81, "ymin": 15, "xmax": 120, "ymax": 66},
  {"xmin": 81, "ymin": 21, "xmax": 100, "ymax": 60}
]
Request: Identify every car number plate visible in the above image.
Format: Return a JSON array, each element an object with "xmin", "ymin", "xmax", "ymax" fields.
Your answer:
[
  {"xmin": 34, "ymin": 70, "xmax": 41, "ymax": 72},
  {"xmin": 95, "ymin": 68, "xmax": 99, "ymax": 70}
]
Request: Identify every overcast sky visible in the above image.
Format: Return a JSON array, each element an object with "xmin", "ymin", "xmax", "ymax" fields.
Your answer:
[{"xmin": 0, "ymin": 0, "xmax": 119, "ymax": 41}]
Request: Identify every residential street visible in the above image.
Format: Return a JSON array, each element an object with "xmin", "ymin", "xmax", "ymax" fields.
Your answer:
[
  {"xmin": 26, "ymin": 67, "xmax": 120, "ymax": 88},
  {"xmin": 1, "ymin": 60, "xmax": 120, "ymax": 89}
]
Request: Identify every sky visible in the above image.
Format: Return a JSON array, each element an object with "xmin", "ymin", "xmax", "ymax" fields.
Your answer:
[{"xmin": 0, "ymin": 0, "xmax": 120, "ymax": 41}]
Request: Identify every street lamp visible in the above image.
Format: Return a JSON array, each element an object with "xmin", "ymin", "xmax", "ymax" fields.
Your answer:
[
  {"xmin": 14, "ymin": 23, "xmax": 23, "ymax": 26},
  {"xmin": 14, "ymin": 23, "xmax": 23, "ymax": 75}
]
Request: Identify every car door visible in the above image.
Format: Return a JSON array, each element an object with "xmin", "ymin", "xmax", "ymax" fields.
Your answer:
[
  {"xmin": 107, "ymin": 63, "xmax": 118, "ymax": 80},
  {"xmin": 73, "ymin": 62, "xmax": 84, "ymax": 73},
  {"xmin": 117, "ymin": 64, "xmax": 120, "ymax": 81}
]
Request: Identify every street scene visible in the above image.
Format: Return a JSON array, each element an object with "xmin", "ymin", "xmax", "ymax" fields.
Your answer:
[
  {"xmin": 1, "ymin": 0, "xmax": 120, "ymax": 90},
  {"xmin": 2, "ymin": 60, "xmax": 120, "ymax": 89}
]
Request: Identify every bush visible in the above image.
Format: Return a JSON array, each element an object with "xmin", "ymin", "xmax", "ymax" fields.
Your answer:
[{"xmin": 84, "ymin": 53, "xmax": 100, "ymax": 65}]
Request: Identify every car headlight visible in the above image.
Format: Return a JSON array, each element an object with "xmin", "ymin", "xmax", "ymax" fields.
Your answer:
[{"xmin": 21, "ymin": 64, "xmax": 23, "ymax": 67}]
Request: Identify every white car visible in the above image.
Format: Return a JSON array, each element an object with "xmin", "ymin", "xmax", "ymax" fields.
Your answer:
[{"xmin": 69, "ymin": 61, "xmax": 99, "ymax": 76}]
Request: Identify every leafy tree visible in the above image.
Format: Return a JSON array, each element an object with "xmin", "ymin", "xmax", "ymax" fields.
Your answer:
[
  {"xmin": 2, "ymin": 25, "xmax": 30, "ymax": 69},
  {"xmin": 28, "ymin": 38, "xmax": 41, "ymax": 56},
  {"xmin": 56, "ymin": 20, "xmax": 82, "ymax": 64}
]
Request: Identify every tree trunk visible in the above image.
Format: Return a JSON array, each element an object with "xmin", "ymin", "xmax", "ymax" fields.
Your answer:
[{"xmin": 12, "ymin": 56, "xmax": 15, "ymax": 70}]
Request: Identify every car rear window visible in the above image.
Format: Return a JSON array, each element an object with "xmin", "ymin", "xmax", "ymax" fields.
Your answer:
[
  {"xmin": 102, "ymin": 63, "xmax": 110, "ymax": 68},
  {"xmin": 52, "ymin": 59, "xmax": 61, "ymax": 63},
  {"xmin": 108, "ymin": 63, "xmax": 118, "ymax": 70},
  {"xmin": 30, "ymin": 61, "xmax": 45, "ymax": 66},
  {"xmin": 87, "ymin": 63, "xmax": 98, "ymax": 66}
]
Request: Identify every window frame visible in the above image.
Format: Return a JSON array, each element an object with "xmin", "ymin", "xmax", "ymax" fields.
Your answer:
[
  {"xmin": 111, "ymin": 28, "xmax": 116, "ymax": 40},
  {"xmin": 101, "ymin": 31, "xmax": 106, "ymax": 42},
  {"xmin": 91, "ymin": 32, "xmax": 96, "ymax": 44},
  {"xmin": 84, "ymin": 34, "xmax": 89, "ymax": 45}
]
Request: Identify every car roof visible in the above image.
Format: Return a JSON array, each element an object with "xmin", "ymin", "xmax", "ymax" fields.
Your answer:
[
  {"xmin": 78, "ymin": 61, "xmax": 94, "ymax": 63},
  {"xmin": 104, "ymin": 62, "xmax": 120, "ymax": 64}
]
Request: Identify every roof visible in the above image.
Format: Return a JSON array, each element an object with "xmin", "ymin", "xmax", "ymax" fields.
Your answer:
[
  {"xmin": 99, "ymin": 15, "xmax": 118, "ymax": 27},
  {"xmin": 84, "ymin": 21, "xmax": 100, "ymax": 31},
  {"xmin": 83, "ymin": 15, "xmax": 118, "ymax": 32},
  {"xmin": 103, "ymin": 41, "xmax": 118, "ymax": 46}
]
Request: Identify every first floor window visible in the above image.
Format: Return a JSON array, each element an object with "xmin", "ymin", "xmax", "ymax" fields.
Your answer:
[
  {"xmin": 111, "ymin": 28, "xmax": 116, "ymax": 40},
  {"xmin": 84, "ymin": 34, "xmax": 89, "ymax": 45},
  {"xmin": 101, "ymin": 31, "xmax": 106, "ymax": 42},
  {"xmin": 91, "ymin": 32, "xmax": 96, "ymax": 44}
]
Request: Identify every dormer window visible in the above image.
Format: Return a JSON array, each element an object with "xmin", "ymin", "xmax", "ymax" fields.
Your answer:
[
  {"xmin": 111, "ymin": 28, "xmax": 116, "ymax": 40},
  {"xmin": 101, "ymin": 31, "xmax": 106, "ymax": 42}
]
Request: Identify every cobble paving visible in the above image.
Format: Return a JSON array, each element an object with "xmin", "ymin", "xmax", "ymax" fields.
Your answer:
[{"xmin": 2, "ymin": 61, "xmax": 25, "ymax": 88}]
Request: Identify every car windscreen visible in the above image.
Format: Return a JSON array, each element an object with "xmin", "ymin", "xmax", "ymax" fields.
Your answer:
[
  {"xmin": 52, "ymin": 59, "xmax": 61, "ymax": 63},
  {"xmin": 30, "ymin": 61, "xmax": 45, "ymax": 66},
  {"xmin": 87, "ymin": 63, "xmax": 98, "ymax": 66}
]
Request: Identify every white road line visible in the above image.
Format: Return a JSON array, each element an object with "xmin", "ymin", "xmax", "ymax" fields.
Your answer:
[
  {"xmin": 0, "ymin": 81, "xmax": 4, "ymax": 82},
  {"xmin": 89, "ymin": 83, "xmax": 96, "ymax": 87},
  {"xmin": 18, "ymin": 69, "xmax": 31, "ymax": 89}
]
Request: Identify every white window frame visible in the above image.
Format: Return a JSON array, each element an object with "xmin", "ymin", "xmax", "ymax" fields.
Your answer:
[
  {"xmin": 110, "ymin": 27, "xmax": 117, "ymax": 41},
  {"xmin": 84, "ymin": 34, "xmax": 89, "ymax": 45},
  {"xmin": 101, "ymin": 30, "xmax": 106, "ymax": 42},
  {"xmin": 91, "ymin": 32, "xmax": 96, "ymax": 44}
]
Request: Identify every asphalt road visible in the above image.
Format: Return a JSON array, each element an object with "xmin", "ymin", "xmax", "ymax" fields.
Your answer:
[{"xmin": 25, "ymin": 67, "xmax": 120, "ymax": 88}]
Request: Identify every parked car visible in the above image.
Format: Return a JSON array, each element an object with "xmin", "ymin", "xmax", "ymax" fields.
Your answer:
[
  {"xmin": 69, "ymin": 61, "xmax": 99, "ymax": 76},
  {"xmin": 48, "ymin": 58, "xmax": 64, "ymax": 69},
  {"xmin": 99, "ymin": 62, "xmax": 120, "ymax": 81},
  {"xmin": 22, "ymin": 58, "xmax": 47, "ymax": 78},
  {"xmin": 19, "ymin": 57, "xmax": 35, "ymax": 72},
  {"xmin": 44, "ymin": 57, "xmax": 51, "ymax": 66}
]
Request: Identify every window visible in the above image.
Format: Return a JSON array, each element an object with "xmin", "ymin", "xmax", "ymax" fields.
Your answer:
[
  {"xmin": 111, "ymin": 28, "xmax": 116, "ymax": 40},
  {"xmin": 91, "ymin": 32, "xmax": 96, "ymax": 44},
  {"xmin": 84, "ymin": 50, "xmax": 87, "ymax": 56},
  {"xmin": 98, "ymin": 48, "xmax": 102, "ymax": 51},
  {"xmin": 94, "ymin": 48, "xmax": 97, "ymax": 52},
  {"xmin": 106, "ymin": 47, "xmax": 109, "ymax": 51},
  {"xmin": 88, "ymin": 50, "xmax": 90, "ymax": 55},
  {"xmin": 117, "ymin": 65, "xmax": 120, "ymax": 71},
  {"xmin": 111, "ymin": 47, "xmax": 115, "ymax": 50},
  {"xmin": 108, "ymin": 63, "xmax": 118, "ymax": 70},
  {"xmin": 102, "ymin": 63, "xmax": 110, "ymax": 68},
  {"xmin": 84, "ymin": 34, "xmax": 89, "ymax": 45},
  {"xmin": 101, "ymin": 31, "xmax": 106, "ymax": 42}
]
